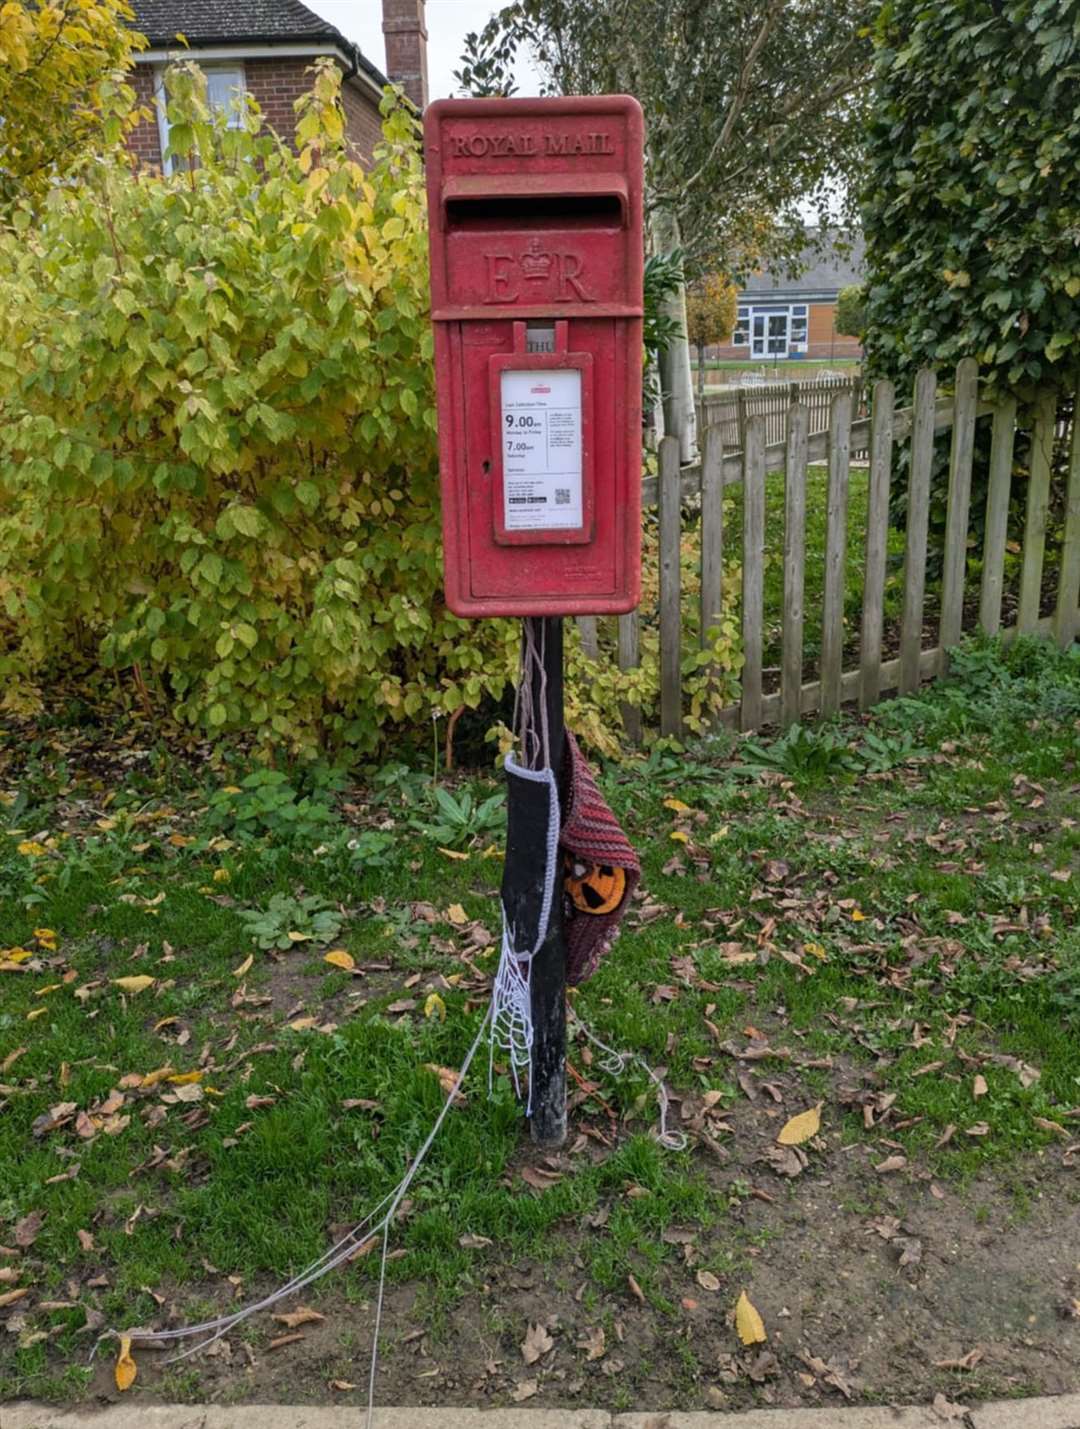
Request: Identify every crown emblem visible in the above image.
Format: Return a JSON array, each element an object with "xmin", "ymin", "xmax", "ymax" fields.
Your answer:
[{"xmin": 520, "ymin": 238, "xmax": 553, "ymax": 280}]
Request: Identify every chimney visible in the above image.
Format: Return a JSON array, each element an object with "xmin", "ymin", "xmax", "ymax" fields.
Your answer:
[{"xmin": 382, "ymin": 0, "xmax": 429, "ymax": 111}]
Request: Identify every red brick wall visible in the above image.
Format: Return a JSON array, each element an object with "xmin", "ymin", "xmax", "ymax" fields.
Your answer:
[
  {"xmin": 382, "ymin": 0, "xmax": 428, "ymax": 110},
  {"xmin": 128, "ymin": 64, "xmax": 163, "ymax": 169},
  {"xmin": 123, "ymin": 56, "xmax": 383, "ymax": 171}
]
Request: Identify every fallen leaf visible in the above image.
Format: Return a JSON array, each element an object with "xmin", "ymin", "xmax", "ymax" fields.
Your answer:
[
  {"xmin": 112, "ymin": 976, "xmax": 155, "ymax": 995},
  {"xmin": 1033, "ymin": 1116, "xmax": 1069, "ymax": 1138},
  {"xmin": 330, "ymin": 1379, "xmax": 356, "ymax": 1391},
  {"xmin": 272, "ymin": 1307, "xmax": 325, "ymax": 1330},
  {"xmin": 521, "ymin": 1321, "xmax": 554, "ymax": 1364},
  {"xmin": 874, "ymin": 1155, "xmax": 907, "ymax": 1174},
  {"xmin": 14, "ymin": 1211, "xmax": 42, "ymax": 1247},
  {"xmin": 972, "ymin": 1075, "xmax": 988, "ymax": 1099},
  {"xmin": 578, "ymin": 1325, "xmax": 606, "ymax": 1361},
  {"xmin": 323, "ymin": 950, "xmax": 355, "ymax": 972},
  {"xmin": 458, "ymin": 1233, "xmax": 492, "ymax": 1250},
  {"xmin": 799, "ymin": 1350, "xmax": 853, "ymax": 1398},
  {"xmin": 446, "ymin": 903, "xmax": 468, "ymax": 925},
  {"xmin": 933, "ymin": 1347, "xmax": 984, "ymax": 1372},
  {"xmin": 734, "ymin": 1289, "xmax": 767, "ymax": 1345},
  {"xmin": 232, "ymin": 954, "xmax": 253, "ymax": 978},
  {"xmin": 115, "ymin": 1335, "xmax": 137, "ymax": 1391},
  {"xmin": 627, "ymin": 1273, "xmax": 645, "ymax": 1303},
  {"xmin": 696, "ymin": 1270, "xmax": 721, "ymax": 1292},
  {"xmin": 269, "ymin": 1332, "xmax": 306, "ymax": 1350},
  {"xmin": 167, "ymin": 1070, "xmax": 203, "ymax": 1086},
  {"xmin": 0, "ymin": 1288, "xmax": 29, "ymax": 1308},
  {"xmin": 438, "ymin": 848, "xmax": 469, "ymax": 861},
  {"xmin": 777, "ymin": 1103, "xmax": 822, "ymax": 1146},
  {"xmin": 931, "ymin": 1391, "xmax": 968, "ymax": 1421},
  {"xmin": 965, "ymin": 1122, "xmax": 990, "ymax": 1137},
  {"xmin": 663, "ymin": 798, "xmax": 692, "ymax": 813},
  {"xmin": 77, "ymin": 1230, "xmax": 95, "ymax": 1252},
  {"xmin": 763, "ymin": 1144, "xmax": 807, "ymax": 1177},
  {"xmin": 424, "ymin": 992, "xmax": 446, "ymax": 1022},
  {"xmin": 510, "ymin": 1379, "xmax": 538, "ymax": 1402},
  {"xmin": 424, "ymin": 1063, "xmax": 466, "ymax": 1104}
]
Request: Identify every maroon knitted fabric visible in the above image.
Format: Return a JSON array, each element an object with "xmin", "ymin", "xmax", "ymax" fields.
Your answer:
[{"xmin": 560, "ymin": 732, "xmax": 640, "ymax": 986}]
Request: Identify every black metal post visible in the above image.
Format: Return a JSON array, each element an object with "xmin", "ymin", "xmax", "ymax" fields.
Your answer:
[{"xmin": 527, "ymin": 615, "xmax": 567, "ymax": 1148}]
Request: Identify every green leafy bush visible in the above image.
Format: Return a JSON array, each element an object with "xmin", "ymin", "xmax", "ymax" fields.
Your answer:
[
  {"xmin": 0, "ymin": 61, "xmax": 518, "ymax": 756},
  {"xmin": 861, "ymin": 0, "xmax": 1080, "ymax": 400}
]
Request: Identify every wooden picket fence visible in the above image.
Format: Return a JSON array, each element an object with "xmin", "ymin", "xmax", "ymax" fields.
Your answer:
[
  {"xmin": 696, "ymin": 375, "xmax": 866, "ymax": 455},
  {"xmin": 587, "ymin": 358, "xmax": 1080, "ymax": 740}
]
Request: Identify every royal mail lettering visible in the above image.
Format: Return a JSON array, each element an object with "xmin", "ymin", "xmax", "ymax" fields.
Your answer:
[{"xmin": 449, "ymin": 130, "xmax": 616, "ymax": 159}]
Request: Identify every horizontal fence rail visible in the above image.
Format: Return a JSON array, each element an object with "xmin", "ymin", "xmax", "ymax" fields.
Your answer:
[{"xmin": 605, "ymin": 362, "xmax": 1080, "ymax": 742}]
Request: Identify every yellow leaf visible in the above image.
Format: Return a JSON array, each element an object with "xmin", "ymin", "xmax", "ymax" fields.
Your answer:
[
  {"xmin": 167, "ymin": 1070, "xmax": 203, "ymax": 1086},
  {"xmin": 289, "ymin": 1017, "xmax": 317, "ymax": 1031},
  {"xmin": 167, "ymin": 833, "xmax": 192, "ymax": 847},
  {"xmin": 777, "ymin": 1103, "xmax": 823, "ymax": 1146},
  {"xmin": 115, "ymin": 1334, "xmax": 137, "ymax": 1392},
  {"xmin": 112, "ymin": 976, "xmax": 155, "ymax": 995},
  {"xmin": 437, "ymin": 847, "xmax": 469, "ymax": 861},
  {"xmin": 139, "ymin": 1066, "xmax": 174, "ymax": 1088},
  {"xmin": 222, "ymin": 785, "xmax": 242, "ymax": 794},
  {"xmin": 153, "ymin": 1017, "xmax": 178, "ymax": 1031},
  {"xmin": 96, "ymin": 818, "xmax": 117, "ymax": 832},
  {"xmin": 33, "ymin": 928, "xmax": 57, "ymax": 941},
  {"xmin": 424, "ymin": 992, "xmax": 446, "ymax": 1022},
  {"xmin": 17, "ymin": 841, "xmax": 46, "ymax": 857},
  {"xmin": 663, "ymin": 798, "xmax": 692, "ymax": 813},
  {"xmin": 26, "ymin": 1006, "xmax": 46, "ymax": 1021},
  {"xmin": 4, "ymin": 948, "xmax": 32, "ymax": 964},
  {"xmin": 324, "ymin": 949, "xmax": 356, "ymax": 972},
  {"xmin": 446, "ymin": 903, "xmax": 468, "ymax": 925},
  {"xmin": 213, "ymin": 867, "xmax": 231, "ymax": 883},
  {"xmin": 850, "ymin": 909, "xmax": 866, "ymax": 922},
  {"xmin": 34, "ymin": 983, "xmax": 61, "ymax": 997},
  {"xmin": 286, "ymin": 930, "xmax": 310, "ymax": 943},
  {"xmin": 232, "ymin": 954, "xmax": 254, "ymax": 978},
  {"xmin": 802, "ymin": 941, "xmax": 827, "ymax": 960},
  {"xmin": 670, "ymin": 831, "xmax": 690, "ymax": 843},
  {"xmin": 735, "ymin": 1290, "xmax": 767, "ymax": 1345}
]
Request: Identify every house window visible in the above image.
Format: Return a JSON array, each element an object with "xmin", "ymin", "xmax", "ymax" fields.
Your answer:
[
  {"xmin": 733, "ymin": 307, "xmax": 750, "ymax": 347},
  {"xmin": 790, "ymin": 308, "xmax": 809, "ymax": 351},
  {"xmin": 154, "ymin": 63, "xmax": 247, "ymax": 174}
]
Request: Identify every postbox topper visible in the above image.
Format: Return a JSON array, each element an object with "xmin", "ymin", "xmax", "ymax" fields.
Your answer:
[{"xmin": 425, "ymin": 95, "xmax": 644, "ymax": 617}]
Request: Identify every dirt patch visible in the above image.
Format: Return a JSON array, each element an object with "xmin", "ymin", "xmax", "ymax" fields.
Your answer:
[{"xmin": 72, "ymin": 1101, "xmax": 1080, "ymax": 1416}]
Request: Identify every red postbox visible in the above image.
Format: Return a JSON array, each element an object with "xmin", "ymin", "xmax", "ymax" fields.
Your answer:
[{"xmin": 425, "ymin": 96, "xmax": 644, "ymax": 617}]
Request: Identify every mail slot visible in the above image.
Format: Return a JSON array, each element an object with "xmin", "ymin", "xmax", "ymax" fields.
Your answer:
[{"xmin": 425, "ymin": 95, "xmax": 644, "ymax": 617}]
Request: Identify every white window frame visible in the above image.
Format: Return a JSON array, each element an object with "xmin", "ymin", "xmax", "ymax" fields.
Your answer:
[
  {"xmin": 154, "ymin": 62, "xmax": 247, "ymax": 175},
  {"xmin": 732, "ymin": 306, "xmax": 750, "ymax": 347}
]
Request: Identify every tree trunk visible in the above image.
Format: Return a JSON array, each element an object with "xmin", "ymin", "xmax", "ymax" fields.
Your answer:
[{"xmin": 651, "ymin": 206, "xmax": 698, "ymax": 464}]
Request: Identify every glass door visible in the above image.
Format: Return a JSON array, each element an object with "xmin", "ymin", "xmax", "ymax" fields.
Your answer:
[
  {"xmin": 767, "ymin": 312, "xmax": 790, "ymax": 359},
  {"xmin": 751, "ymin": 313, "xmax": 767, "ymax": 359}
]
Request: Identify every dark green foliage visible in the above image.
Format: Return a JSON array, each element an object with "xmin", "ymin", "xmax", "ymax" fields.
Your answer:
[
  {"xmin": 834, "ymin": 283, "xmax": 865, "ymax": 339},
  {"xmin": 862, "ymin": 0, "xmax": 1080, "ymax": 400}
]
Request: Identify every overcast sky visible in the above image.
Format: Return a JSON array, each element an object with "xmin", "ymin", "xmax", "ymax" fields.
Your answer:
[{"xmin": 306, "ymin": 1, "xmax": 545, "ymax": 100}]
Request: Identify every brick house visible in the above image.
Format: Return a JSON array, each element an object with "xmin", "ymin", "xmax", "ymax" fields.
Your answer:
[
  {"xmin": 713, "ymin": 234, "xmax": 865, "ymax": 363},
  {"xmin": 125, "ymin": 0, "xmax": 429, "ymax": 172}
]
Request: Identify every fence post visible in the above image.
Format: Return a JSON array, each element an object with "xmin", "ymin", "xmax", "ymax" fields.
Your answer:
[
  {"xmin": 1018, "ymin": 389, "xmax": 1056, "ymax": 632},
  {"xmin": 617, "ymin": 612, "xmax": 642, "ymax": 745},
  {"xmin": 939, "ymin": 357, "xmax": 979, "ymax": 663},
  {"xmin": 820, "ymin": 390, "xmax": 853, "ymax": 717},
  {"xmin": 740, "ymin": 415, "xmax": 766, "ymax": 732},
  {"xmin": 699, "ymin": 424, "xmax": 725, "ymax": 650},
  {"xmin": 979, "ymin": 398, "xmax": 1017, "ymax": 635},
  {"xmin": 576, "ymin": 616, "xmax": 599, "ymax": 660},
  {"xmin": 658, "ymin": 434, "xmax": 682, "ymax": 737},
  {"xmin": 1054, "ymin": 381, "xmax": 1080, "ymax": 648},
  {"xmin": 860, "ymin": 379, "xmax": 895, "ymax": 710},
  {"xmin": 900, "ymin": 368, "xmax": 937, "ymax": 694},
  {"xmin": 736, "ymin": 390, "xmax": 748, "ymax": 453},
  {"xmin": 780, "ymin": 404, "xmax": 809, "ymax": 728}
]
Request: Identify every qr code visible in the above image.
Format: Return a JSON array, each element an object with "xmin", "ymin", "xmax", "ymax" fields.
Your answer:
[{"xmin": 554, "ymin": 488, "xmax": 570, "ymax": 505}]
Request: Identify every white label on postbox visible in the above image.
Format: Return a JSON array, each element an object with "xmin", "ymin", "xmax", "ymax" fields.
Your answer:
[{"xmin": 500, "ymin": 368, "xmax": 582, "ymax": 531}]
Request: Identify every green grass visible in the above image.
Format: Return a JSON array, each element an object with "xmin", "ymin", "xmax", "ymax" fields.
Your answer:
[{"xmin": 1, "ymin": 633, "xmax": 1079, "ymax": 1403}]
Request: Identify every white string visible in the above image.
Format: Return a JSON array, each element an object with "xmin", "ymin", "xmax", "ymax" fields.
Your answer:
[{"xmin": 568, "ymin": 1006, "xmax": 688, "ymax": 1152}]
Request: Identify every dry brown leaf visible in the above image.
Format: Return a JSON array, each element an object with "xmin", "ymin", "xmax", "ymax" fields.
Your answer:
[
  {"xmin": 458, "ymin": 1233, "xmax": 492, "ymax": 1250},
  {"xmin": 520, "ymin": 1166, "xmax": 561, "ymax": 1190},
  {"xmin": 578, "ymin": 1325, "xmax": 606, "ymax": 1361},
  {"xmin": 446, "ymin": 903, "xmax": 468, "ymax": 925},
  {"xmin": 734, "ymin": 1289, "xmax": 767, "ymax": 1345},
  {"xmin": 114, "ymin": 1334, "xmax": 137, "ymax": 1392},
  {"xmin": 776, "ymin": 1103, "xmax": 822, "ymax": 1146},
  {"xmin": 931, "ymin": 1391, "xmax": 968, "ymax": 1421},
  {"xmin": 627, "ymin": 1273, "xmax": 645, "ymax": 1303},
  {"xmin": 0, "ymin": 1288, "xmax": 29, "ymax": 1308},
  {"xmin": 1033, "ymin": 1116, "xmax": 1069, "ymax": 1138},
  {"xmin": 763, "ymin": 1143, "xmax": 807, "ymax": 1177},
  {"xmin": 330, "ymin": 1379, "xmax": 357, "ymax": 1391},
  {"xmin": 271, "ymin": 1307, "xmax": 325, "ymax": 1330},
  {"xmin": 933, "ymin": 1347, "xmax": 984, "ymax": 1372},
  {"xmin": 13, "ymin": 1211, "xmax": 42, "ymax": 1247},
  {"xmin": 874, "ymin": 1155, "xmax": 907, "ymax": 1174},
  {"xmin": 521, "ymin": 1321, "xmax": 554, "ymax": 1364},
  {"xmin": 511, "ymin": 1379, "xmax": 538, "ymax": 1402},
  {"xmin": 965, "ymin": 1122, "xmax": 990, "ymax": 1137},
  {"xmin": 696, "ymin": 1270, "xmax": 721, "ymax": 1292},
  {"xmin": 269, "ymin": 1332, "xmax": 306, "ymax": 1350},
  {"xmin": 77, "ymin": 1229, "xmax": 95, "ymax": 1253},
  {"xmin": 972, "ymin": 1075, "xmax": 988, "ymax": 1099}
]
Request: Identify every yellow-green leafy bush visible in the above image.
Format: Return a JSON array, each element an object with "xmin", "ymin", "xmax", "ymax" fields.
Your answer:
[{"xmin": 0, "ymin": 63, "xmax": 519, "ymax": 754}]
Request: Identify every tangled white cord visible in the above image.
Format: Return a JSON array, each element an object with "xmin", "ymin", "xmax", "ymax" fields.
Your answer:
[{"xmin": 568, "ymin": 1007, "xmax": 688, "ymax": 1153}]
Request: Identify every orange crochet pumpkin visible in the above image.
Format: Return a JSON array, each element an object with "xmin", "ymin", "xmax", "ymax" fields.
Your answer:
[{"xmin": 564, "ymin": 856, "xmax": 627, "ymax": 916}]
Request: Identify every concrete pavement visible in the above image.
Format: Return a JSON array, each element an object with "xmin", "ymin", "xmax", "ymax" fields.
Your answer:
[{"xmin": 5, "ymin": 1394, "xmax": 1080, "ymax": 1428}]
